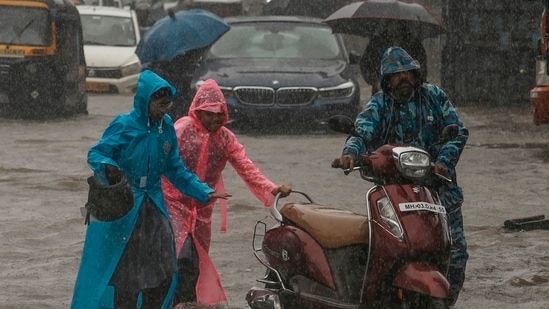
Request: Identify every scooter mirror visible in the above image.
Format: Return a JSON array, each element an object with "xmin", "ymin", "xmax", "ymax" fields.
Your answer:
[
  {"xmin": 328, "ymin": 115, "xmax": 355, "ymax": 135},
  {"xmin": 439, "ymin": 124, "xmax": 459, "ymax": 143}
]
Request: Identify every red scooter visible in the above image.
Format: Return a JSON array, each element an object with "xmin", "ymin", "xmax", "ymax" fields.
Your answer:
[{"xmin": 246, "ymin": 116, "xmax": 457, "ymax": 309}]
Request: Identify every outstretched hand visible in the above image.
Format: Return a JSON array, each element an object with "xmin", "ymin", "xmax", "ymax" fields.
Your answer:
[{"xmin": 209, "ymin": 192, "xmax": 232, "ymax": 200}]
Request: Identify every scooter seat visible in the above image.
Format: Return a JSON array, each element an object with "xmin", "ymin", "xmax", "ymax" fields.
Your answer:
[{"xmin": 280, "ymin": 203, "xmax": 369, "ymax": 249}]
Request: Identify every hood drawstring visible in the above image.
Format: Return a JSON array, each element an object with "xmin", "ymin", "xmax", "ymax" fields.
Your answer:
[{"xmin": 158, "ymin": 118, "xmax": 163, "ymax": 134}]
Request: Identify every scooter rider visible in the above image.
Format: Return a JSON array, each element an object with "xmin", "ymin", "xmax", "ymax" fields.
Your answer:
[{"xmin": 332, "ymin": 46, "xmax": 469, "ymax": 306}]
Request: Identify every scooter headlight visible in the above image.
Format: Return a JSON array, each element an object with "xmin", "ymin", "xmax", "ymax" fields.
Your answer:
[
  {"xmin": 392, "ymin": 147, "xmax": 431, "ymax": 179},
  {"xmin": 377, "ymin": 196, "xmax": 403, "ymax": 240}
]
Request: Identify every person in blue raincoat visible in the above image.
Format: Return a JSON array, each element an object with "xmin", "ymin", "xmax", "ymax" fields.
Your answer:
[
  {"xmin": 71, "ymin": 70, "xmax": 231, "ymax": 309},
  {"xmin": 332, "ymin": 47, "xmax": 469, "ymax": 306}
]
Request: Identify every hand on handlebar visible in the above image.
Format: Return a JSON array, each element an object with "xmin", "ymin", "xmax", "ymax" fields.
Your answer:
[
  {"xmin": 433, "ymin": 163, "xmax": 451, "ymax": 182},
  {"xmin": 433, "ymin": 163, "xmax": 449, "ymax": 177},
  {"xmin": 331, "ymin": 155, "xmax": 355, "ymax": 170},
  {"xmin": 272, "ymin": 185, "xmax": 292, "ymax": 198}
]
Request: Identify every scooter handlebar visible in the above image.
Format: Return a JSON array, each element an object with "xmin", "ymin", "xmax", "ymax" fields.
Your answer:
[{"xmin": 270, "ymin": 190, "xmax": 315, "ymax": 222}]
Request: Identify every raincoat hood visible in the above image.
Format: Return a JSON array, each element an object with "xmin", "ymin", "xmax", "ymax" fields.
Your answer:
[
  {"xmin": 189, "ymin": 79, "xmax": 229, "ymax": 128},
  {"xmin": 133, "ymin": 70, "xmax": 177, "ymax": 124},
  {"xmin": 379, "ymin": 46, "xmax": 421, "ymax": 85}
]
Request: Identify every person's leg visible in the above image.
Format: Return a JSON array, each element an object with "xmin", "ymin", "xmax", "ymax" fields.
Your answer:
[
  {"xmin": 174, "ymin": 257, "xmax": 199, "ymax": 304},
  {"xmin": 141, "ymin": 276, "xmax": 173, "ymax": 309},
  {"xmin": 173, "ymin": 236, "xmax": 200, "ymax": 304},
  {"xmin": 447, "ymin": 207, "xmax": 469, "ymax": 305},
  {"xmin": 114, "ymin": 287, "xmax": 138, "ymax": 309}
]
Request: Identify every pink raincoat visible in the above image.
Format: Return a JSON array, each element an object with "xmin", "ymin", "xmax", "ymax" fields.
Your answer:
[{"xmin": 162, "ymin": 79, "xmax": 278, "ymax": 306}]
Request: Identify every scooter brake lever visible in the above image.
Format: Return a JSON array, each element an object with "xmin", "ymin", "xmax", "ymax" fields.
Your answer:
[
  {"xmin": 343, "ymin": 166, "xmax": 362, "ymax": 175},
  {"xmin": 434, "ymin": 172, "xmax": 452, "ymax": 183}
]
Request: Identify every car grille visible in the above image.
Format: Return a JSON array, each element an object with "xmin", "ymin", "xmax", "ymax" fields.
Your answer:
[
  {"xmin": 86, "ymin": 68, "xmax": 122, "ymax": 79},
  {"xmin": 234, "ymin": 86, "xmax": 317, "ymax": 106}
]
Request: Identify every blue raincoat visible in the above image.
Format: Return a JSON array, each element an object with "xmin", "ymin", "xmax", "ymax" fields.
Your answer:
[
  {"xmin": 343, "ymin": 47, "xmax": 469, "ymax": 303},
  {"xmin": 71, "ymin": 70, "xmax": 215, "ymax": 309}
]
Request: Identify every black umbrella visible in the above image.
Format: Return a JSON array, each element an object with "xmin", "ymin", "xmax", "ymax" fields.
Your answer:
[{"xmin": 323, "ymin": 0, "xmax": 445, "ymax": 39}]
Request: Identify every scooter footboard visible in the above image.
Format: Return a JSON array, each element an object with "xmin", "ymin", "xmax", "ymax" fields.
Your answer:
[{"xmin": 392, "ymin": 261, "xmax": 451, "ymax": 299}]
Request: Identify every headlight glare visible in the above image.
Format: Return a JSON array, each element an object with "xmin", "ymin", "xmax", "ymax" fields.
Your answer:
[
  {"xmin": 393, "ymin": 147, "xmax": 431, "ymax": 179},
  {"xmin": 120, "ymin": 62, "xmax": 141, "ymax": 77}
]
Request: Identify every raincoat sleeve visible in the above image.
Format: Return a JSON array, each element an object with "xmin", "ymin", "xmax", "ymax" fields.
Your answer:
[
  {"xmin": 87, "ymin": 117, "xmax": 125, "ymax": 184},
  {"xmin": 164, "ymin": 126, "xmax": 214, "ymax": 204},
  {"xmin": 429, "ymin": 85, "xmax": 468, "ymax": 171},
  {"xmin": 226, "ymin": 132, "xmax": 277, "ymax": 207},
  {"xmin": 342, "ymin": 97, "xmax": 385, "ymax": 158}
]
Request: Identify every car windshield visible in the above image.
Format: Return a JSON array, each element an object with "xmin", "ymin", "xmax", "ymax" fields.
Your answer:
[
  {"xmin": 0, "ymin": 7, "xmax": 51, "ymax": 46},
  {"xmin": 80, "ymin": 14, "xmax": 137, "ymax": 47},
  {"xmin": 207, "ymin": 22, "xmax": 342, "ymax": 59}
]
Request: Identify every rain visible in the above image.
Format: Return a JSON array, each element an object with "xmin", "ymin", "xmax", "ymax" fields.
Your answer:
[{"xmin": 1, "ymin": 0, "xmax": 549, "ymax": 308}]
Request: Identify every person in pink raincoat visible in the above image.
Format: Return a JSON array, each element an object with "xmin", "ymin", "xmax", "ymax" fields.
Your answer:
[{"xmin": 161, "ymin": 78, "xmax": 292, "ymax": 307}]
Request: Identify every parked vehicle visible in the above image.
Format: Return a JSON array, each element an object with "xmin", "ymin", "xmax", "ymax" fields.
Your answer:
[
  {"xmin": 178, "ymin": 0, "xmax": 243, "ymax": 17},
  {"xmin": 0, "ymin": 0, "xmax": 88, "ymax": 117},
  {"xmin": 442, "ymin": 0, "xmax": 542, "ymax": 106},
  {"xmin": 191, "ymin": 16, "xmax": 361, "ymax": 132},
  {"xmin": 246, "ymin": 116, "xmax": 457, "ymax": 309},
  {"xmin": 83, "ymin": 0, "xmax": 125, "ymax": 8},
  {"xmin": 132, "ymin": 0, "xmax": 165, "ymax": 35},
  {"xmin": 531, "ymin": 0, "xmax": 549, "ymax": 125},
  {"xmin": 262, "ymin": 0, "xmax": 351, "ymax": 19},
  {"xmin": 78, "ymin": 5, "xmax": 142, "ymax": 94}
]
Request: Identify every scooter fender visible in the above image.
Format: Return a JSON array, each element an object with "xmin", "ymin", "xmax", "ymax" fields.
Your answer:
[{"xmin": 392, "ymin": 261, "xmax": 452, "ymax": 299}]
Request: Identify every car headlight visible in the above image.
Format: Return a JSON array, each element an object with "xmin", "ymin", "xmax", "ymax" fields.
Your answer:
[
  {"xmin": 120, "ymin": 62, "xmax": 142, "ymax": 77},
  {"xmin": 219, "ymin": 86, "xmax": 234, "ymax": 98},
  {"xmin": 194, "ymin": 80, "xmax": 205, "ymax": 89},
  {"xmin": 195, "ymin": 80, "xmax": 234, "ymax": 98},
  {"xmin": 392, "ymin": 146, "xmax": 431, "ymax": 179},
  {"xmin": 318, "ymin": 81, "xmax": 355, "ymax": 98},
  {"xmin": 377, "ymin": 196, "xmax": 403, "ymax": 240}
]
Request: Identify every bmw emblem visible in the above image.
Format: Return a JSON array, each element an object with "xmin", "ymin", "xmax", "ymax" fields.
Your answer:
[{"xmin": 272, "ymin": 80, "xmax": 279, "ymax": 85}]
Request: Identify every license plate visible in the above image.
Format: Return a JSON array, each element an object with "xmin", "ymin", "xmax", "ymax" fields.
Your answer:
[
  {"xmin": 86, "ymin": 82, "xmax": 110, "ymax": 92},
  {"xmin": 399, "ymin": 202, "xmax": 446, "ymax": 214}
]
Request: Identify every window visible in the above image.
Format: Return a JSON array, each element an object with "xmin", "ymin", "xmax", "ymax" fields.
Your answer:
[
  {"xmin": 0, "ymin": 7, "xmax": 51, "ymax": 46},
  {"xmin": 80, "ymin": 15, "xmax": 137, "ymax": 47},
  {"xmin": 208, "ymin": 23, "xmax": 341, "ymax": 59}
]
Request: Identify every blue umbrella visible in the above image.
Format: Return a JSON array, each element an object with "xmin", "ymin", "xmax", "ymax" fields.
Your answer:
[{"xmin": 135, "ymin": 9, "xmax": 230, "ymax": 64}]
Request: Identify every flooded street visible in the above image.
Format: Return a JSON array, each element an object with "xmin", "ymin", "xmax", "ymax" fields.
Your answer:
[{"xmin": 1, "ymin": 94, "xmax": 549, "ymax": 308}]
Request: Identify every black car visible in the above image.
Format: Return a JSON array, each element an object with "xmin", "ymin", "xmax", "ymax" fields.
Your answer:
[{"xmin": 191, "ymin": 16, "xmax": 361, "ymax": 132}]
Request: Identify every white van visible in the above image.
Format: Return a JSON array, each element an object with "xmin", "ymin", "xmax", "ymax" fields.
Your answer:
[
  {"xmin": 77, "ymin": 5, "xmax": 142, "ymax": 94},
  {"xmin": 85, "ymin": 0, "xmax": 125, "ymax": 8}
]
